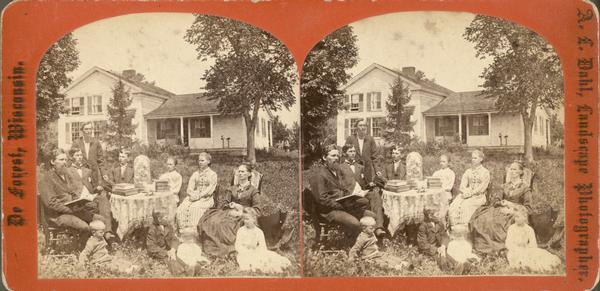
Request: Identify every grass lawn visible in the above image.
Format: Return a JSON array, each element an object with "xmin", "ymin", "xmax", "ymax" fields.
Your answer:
[
  {"xmin": 38, "ymin": 151, "xmax": 300, "ymax": 278},
  {"xmin": 302, "ymin": 150, "xmax": 565, "ymax": 277}
]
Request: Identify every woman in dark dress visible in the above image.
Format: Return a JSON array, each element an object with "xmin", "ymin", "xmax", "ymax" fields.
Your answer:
[
  {"xmin": 197, "ymin": 163, "xmax": 263, "ymax": 257},
  {"xmin": 469, "ymin": 161, "xmax": 533, "ymax": 254}
]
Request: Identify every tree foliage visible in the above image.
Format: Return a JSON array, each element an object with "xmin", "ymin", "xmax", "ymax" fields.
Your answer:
[
  {"xmin": 271, "ymin": 115, "xmax": 290, "ymax": 145},
  {"xmin": 301, "ymin": 26, "xmax": 358, "ymax": 166},
  {"xmin": 464, "ymin": 15, "xmax": 563, "ymax": 161},
  {"xmin": 184, "ymin": 15, "xmax": 297, "ymax": 163},
  {"xmin": 383, "ymin": 76, "xmax": 415, "ymax": 147},
  {"xmin": 105, "ymin": 79, "xmax": 137, "ymax": 149},
  {"xmin": 36, "ymin": 33, "xmax": 80, "ymax": 144}
]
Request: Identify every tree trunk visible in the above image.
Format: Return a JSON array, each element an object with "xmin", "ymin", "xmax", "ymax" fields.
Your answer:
[
  {"xmin": 244, "ymin": 112, "xmax": 257, "ymax": 164},
  {"xmin": 522, "ymin": 113, "xmax": 534, "ymax": 163}
]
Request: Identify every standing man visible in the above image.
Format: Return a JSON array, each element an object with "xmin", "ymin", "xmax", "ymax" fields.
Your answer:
[
  {"xmin": 73, "ymin": 122, "xmax": 105, "ymax": 188},
  {"xmin": 345, "ymin": 120, "xmax": 379, "ymax": 184}
]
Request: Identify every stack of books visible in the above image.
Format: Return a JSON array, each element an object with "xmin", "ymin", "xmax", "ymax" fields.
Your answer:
[
  {"xmin": 155, "ymin": 180, "xmax": 170, "ymax": 192},
  {"xmin": 112, "ymin": 183, "xmax": 139, "ymax": 196},
  {"xmin": 384, "ymin": 180, "xmax": 410, "ymax": 193},
  {"xmin": 426, "ymin": 176, "xmax": 443, "ymax": 188}
]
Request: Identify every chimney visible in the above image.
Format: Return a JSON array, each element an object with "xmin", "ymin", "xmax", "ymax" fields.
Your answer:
[
  {"xmin": 122, "ymin": 69, "xmax": 136, "ymax": 80},
  {"xmin": 402, "ymin": 66, "xmax": 416, "ymax": 76}
]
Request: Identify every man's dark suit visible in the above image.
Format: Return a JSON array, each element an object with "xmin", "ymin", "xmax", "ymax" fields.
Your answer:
[
  {"xmin": 345, "ymin": 135, "xmax": 379, "ymax": 183},
  {"xmin": 340, "ymin": 160, "xmax": 385, "ymax": 230},
  {"xmin": 309, "ymin": 164, "xmax": 371, "ymax": 239},
  {"xmin": 66, "ymin": 164, "xmax": 113, "ymax": 231},
  {"xmin": 106, "ymin": 164, "xmax": 134, "ymax": 186},
  {"xmin": 74, "ymin": 138, "xmax": 104, "ymax": 187}
]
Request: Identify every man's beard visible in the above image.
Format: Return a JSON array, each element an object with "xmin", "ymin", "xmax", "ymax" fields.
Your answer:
[{"xmin": 327, "ymin": 161, "xmax": 340, "ymax": 171}]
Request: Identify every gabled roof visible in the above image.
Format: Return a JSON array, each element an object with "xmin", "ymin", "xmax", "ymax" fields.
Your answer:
[
  {"xmin": 342, "ymin": 63, "xmax": 455, "ymax": 97},
  {"xmin": 145, "ymin": 93, "xmax": 220, "ymax": 118},
  {"xmin": 423, "ymin": 90, "xmax": 498, "ymax": 115},
  {"xmin": 101, "ymin": 68, "xmax": 175, "ymax": 98},
  {"xmin": 64, "ymin": 66, "xmax": 175, "ymax": 100}
]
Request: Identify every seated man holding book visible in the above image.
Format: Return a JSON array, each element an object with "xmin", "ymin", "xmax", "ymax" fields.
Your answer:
[
  {"xmin": 39, "ymin": 146, "xmax": 108, "ymax": 249},
  {"xmin": 309, "ymin": 144, "xmax": 375, "ymax": 244},
  {"xmin": 339, "ymin": 144, "xmax": 386, "ymax": 239}
]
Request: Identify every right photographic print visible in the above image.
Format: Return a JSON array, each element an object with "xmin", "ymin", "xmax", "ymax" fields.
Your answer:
[{"xmin": 301, "ymin": 11, "xmax": 565, "ymax": 277}]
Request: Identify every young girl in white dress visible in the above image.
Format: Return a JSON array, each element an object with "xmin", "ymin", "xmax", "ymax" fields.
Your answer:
[
  {"xmin": 505, "ymin": 211, "xmax": 561, "ymax": 272},
  {"xmin": 176, "ymin": 227, "xmax": 210, "ymax": 272},
  {"xmin": 432, "ymin": 154, "xmax": 456, "ymax": 221},
  {"xmin": 235, "ymin": 209, "xmax": 291, "ymax": 273}
]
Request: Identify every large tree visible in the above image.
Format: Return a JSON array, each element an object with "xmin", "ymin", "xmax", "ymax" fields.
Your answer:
[
  {"xmin": 36, "ymin": 32, "xmax": 80, "ymax": 146},
  {"xmin": 271, "ymin": 115, "xmax": 290, "ymax": 146},
  {"xmin": 383, "ymin": 76, "xmax": 414, "ymax": 147},
  {"xmin": 105, "ymin": 79, "xmax": 137, "ymax": 149},
  {"xmin": 185, "ymin": 15, "xmax": 296, "ymax": 163},
  {"xmin": 464, "ymin": 15, "xmax": 563, "ymax": 162},
  {"xmin": 301, "ymin": 26, "xmax": 358, "ymax": 167}
]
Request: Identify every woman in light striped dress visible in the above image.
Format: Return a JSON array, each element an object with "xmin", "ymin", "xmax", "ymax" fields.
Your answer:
[{"xmin": 176, "ymin": 152, "xmax": 217, "ymax": 234}]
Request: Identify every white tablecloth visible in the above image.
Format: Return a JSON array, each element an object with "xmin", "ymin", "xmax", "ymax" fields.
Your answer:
[
  {"xmin": 110, "ymin": 191, "xmax": 178, "ymax": 239},
  {"xmin": 382, "ymin": 188, "xmax": 446, "ymax": 235}
]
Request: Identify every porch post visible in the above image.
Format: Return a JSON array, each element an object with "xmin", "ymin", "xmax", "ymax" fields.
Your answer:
[
  {"xmin": 180, "ymin": 117, "xmax": 184, "ymax": 145},
  {"xmin": 458, "ymin": 114, "xmax": 462, "ymax": 144}
]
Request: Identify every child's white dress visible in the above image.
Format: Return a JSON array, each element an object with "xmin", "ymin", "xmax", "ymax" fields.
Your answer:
[
  {"xmin": 235, "ymin": 226, "xmax": 291, "ymax": 273},
  {"xmin": 505, "ymin": 223, "xmax": 561, "ymax": 272},
  {"xmin": 446, "ymin": 238, "xmax": 478, "ymax": 263},
  {"xmin": 177, "ymin": 242, "xmax": 210, "ymax": 268}
]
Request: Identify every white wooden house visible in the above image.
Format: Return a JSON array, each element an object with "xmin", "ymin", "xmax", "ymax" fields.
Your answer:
[
  {"xmin": 336, "ymin": 63, "xmax": 551, "ymax": 150},
  {"xmin": 57, "ymin": 66, "xmax": 272, "ymax": 154}
]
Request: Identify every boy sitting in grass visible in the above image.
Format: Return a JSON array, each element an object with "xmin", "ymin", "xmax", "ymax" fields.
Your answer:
[
  {"xmin": 146, "ymin": 210, "xmax": 187, "ymax": 275},
  {"xmin": 348, "ymin": 216, "xmax": 408, "ymax": 270},
  {"xmin": 78, "ymin": 220, "xmax": 139, "ymax": 274}
]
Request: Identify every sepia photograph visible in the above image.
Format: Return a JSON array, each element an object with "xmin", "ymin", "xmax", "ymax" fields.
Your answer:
[
  {"xmin": 35, "ymin": 13, "xmax": 300, "ymax": 278},
  {"xmin": 301, "ymin": 11, "xmax": 565, "ymax": 277}
]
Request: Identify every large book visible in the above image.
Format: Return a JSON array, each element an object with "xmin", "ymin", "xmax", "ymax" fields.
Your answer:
[{"xmin": 335, "ymin": 189, "xmax": 369, "ymax": 202}]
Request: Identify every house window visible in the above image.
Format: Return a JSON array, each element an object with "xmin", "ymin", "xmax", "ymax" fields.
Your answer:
[
  {"xmin": 88, "ymin": 95, "xmax": 103, "ymax": 114},
  {"xmin": 350, "ymin": 94, "xmax": 361, "ymax": 112},
  {"xmin": 70, "ymin": 97, "xmax": 85, "ymax": 116},
  {"xmin": 190, "ymin": 117, "xmax": 211, "ymax": 138},
  {"xmin": 468, "ymin": 114, "xmax": 489, "ymax": 136},
  {"xmin": 157, "ymin": 119, "xmax": 179, "ymax": 140},
  {"xmin": 435, "ymin": 116, "xmax": 458, "ymax": 137},
  {"xmin": 93, "ymin": 121, "xmax": 106, "ymax": 139},
  {"xmin": 372, "ymin": 117, "xmax": 386, "ymax": 138},
  {"xmin": 368, "ymin": 92, "xmax": 382, "ymax": 111},
  {"xmin": 65, "ymin": 122, "xmax": 83, "ymax": 144}
]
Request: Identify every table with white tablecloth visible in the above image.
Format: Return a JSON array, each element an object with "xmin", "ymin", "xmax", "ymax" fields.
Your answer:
[
  {"xmin": 382, "ymin": 188, "xmax": 448, "ymax": 235},
  {"xmin": 110, "ymin": 191, "xmax": 178, "ymax": 239}
]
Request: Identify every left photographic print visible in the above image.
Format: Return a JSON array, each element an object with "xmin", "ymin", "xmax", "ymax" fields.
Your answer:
[{"xmin": 36, "ymin": 13, "xmax": 300, "ymax": 278}]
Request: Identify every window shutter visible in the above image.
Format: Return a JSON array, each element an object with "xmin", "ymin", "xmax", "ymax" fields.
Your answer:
[
  {"xmin": 366, "ymin": 93, "xmax": 372, "ymax": 112},
  {"xmin": 358, "ymin": 94, "xmax": 364, "ymax": 112},
  {"xmin": 344, "ymin": 119, "xmax": 349, "ymax": 139},
  {"xmin": 65, "ymin": 123, "xmax": 71, "ymax": 144},
  {"xmin": 366, "ymin": 117, "xmax": 372, "ymax": 135},
  {"xmin": 87, "ymin": 96, "xmax": 92, "ymax": 115},
  {"xmin": 344, "ymin": 95, "xmax": 350, "ymax": 112}
]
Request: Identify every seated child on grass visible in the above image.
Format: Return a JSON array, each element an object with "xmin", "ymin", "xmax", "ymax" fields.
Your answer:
[
  {"xmin": 348, "ymin": 216, "xmax": 408, "ymax": 270},
  {"xmin": 437, "ymin": 224, "xmax": 479, "ymax": 275},
  {"xmin": 177, "ymin": 227, "xmax": 210, "ymax": 274},
  {"xmin": 78, "ymin": 220, "xmax": 139, "ymax": 274},
  {"xmin": 235, "ymin": 208, "xmax": 291, "ymax": 273},
  {"xmin": 505, "ymin": 211, "xmax": 561, "ymax": 272}
]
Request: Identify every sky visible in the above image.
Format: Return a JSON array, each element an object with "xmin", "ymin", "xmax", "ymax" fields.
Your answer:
[
  {"xmin": 69, "ymin": 13, "xmax": 299, "ymax": 126},
  {"xmin": 348, "ymin": 11, "xmax": 491, "ymax": 92}
]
